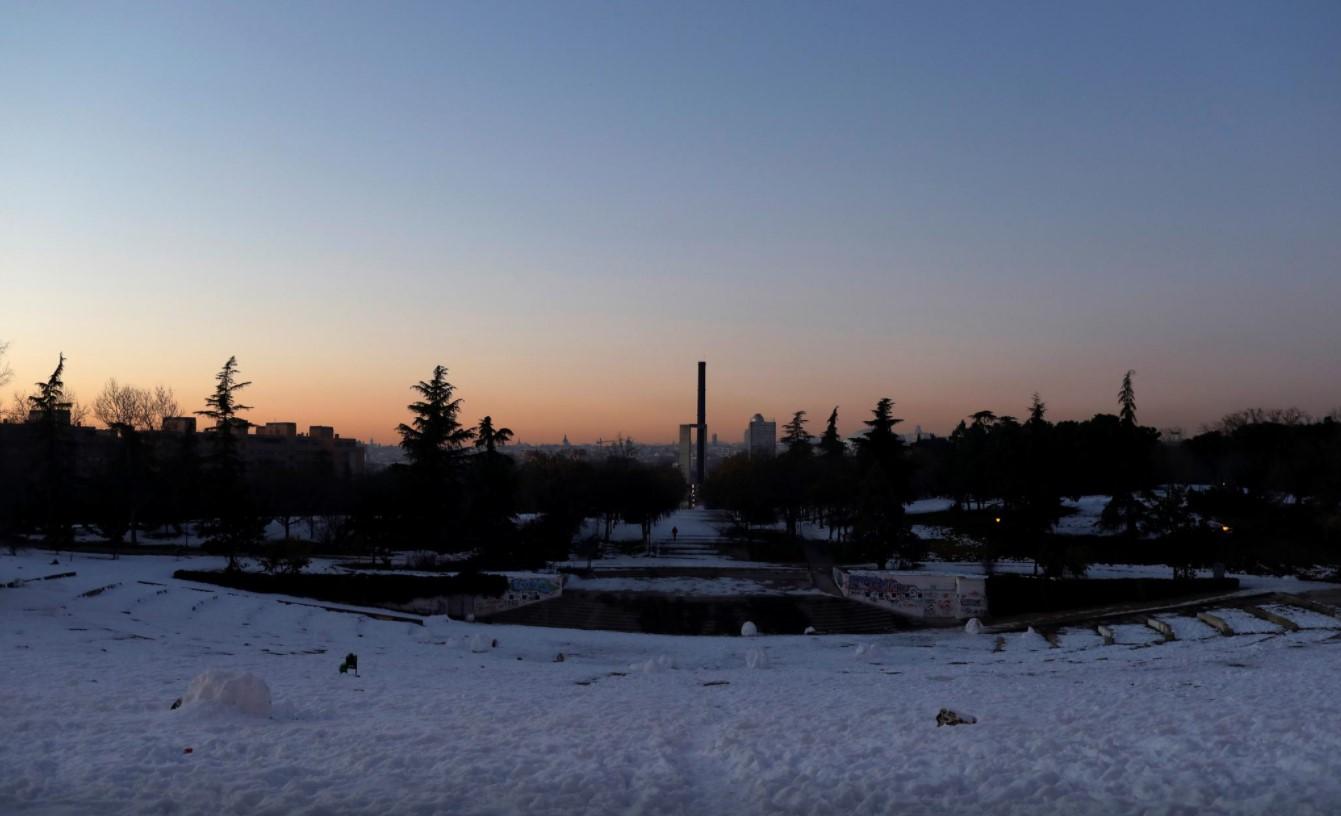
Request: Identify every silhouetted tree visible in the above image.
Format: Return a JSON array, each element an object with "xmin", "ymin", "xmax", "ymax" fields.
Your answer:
[
  {"xmin": 1118, "ymin": 370, "xmax": 1138, "ymax": 427},
  {"xmin": 1102, "ymin": 370, "xmax": 1160, "ymax": 538},
  {"xmin": 28, "ymin": 354, "xmax": 74, "ymax": 547},
  {"xmin": 1142, "ymin": 485, "xmax": 1212, "ymax": 579},
  {"xmin": 93, "ymin": 379, "xmax": 179, "ymax": 431},
  {"xmin": 813, "ymin": 407, "xmax": 855, "ymax": 539},
  {"xmin": 468, "ymin": 414, "xmax": 519, "ymax": 554},
  {"xmin": 702, "ymin": 453, "xmax": 777, "ymax": 530},
  {"xmin": 195, "ymin": 356, "xmax": 262, "ymax": 570},
  {"xmin": 94, "ymin": 422, "xmax": 154, "ymax": 556},
  {"xmin": 781, "ymin": 411, "xmax": 813, "ymax": 454},
  {"xmin": 396, "ymin": 365, "xmax": 475, "ymax": 549},
  {"xmin": 851, "ymin": 398, "xmax": 916, "ymax": 567},
  {"xmin": 474, "ymin": 415, "xmax": 514, "ymax": 453},
  {"xmin": 619, "ymin": 464, "xmax": 687, "ymax": 553},
  {"xmin": 775, "ymin": 410, "xmax": 815, "ymax": 540}
]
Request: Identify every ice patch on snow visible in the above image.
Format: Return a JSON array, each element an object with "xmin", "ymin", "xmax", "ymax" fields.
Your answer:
[
  {"xmin": 181, "ymin": 670, "xmax": 272, "ymax": 717},
  {"xmin": 745, "ymin": 648, "xmax": 768, "ymax": 669}
]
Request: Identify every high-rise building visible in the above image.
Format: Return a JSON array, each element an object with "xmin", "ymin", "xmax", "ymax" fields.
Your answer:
[{"xmin": 745, "ymin": 414, "xmax": 776, "ymax": 458}]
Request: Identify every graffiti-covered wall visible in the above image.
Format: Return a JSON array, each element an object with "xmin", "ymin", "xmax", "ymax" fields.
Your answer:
[
  {"xmin": 390, "ymin": 573, "xmax": 564, "ymax": 618},
  {"xmin": 834, "ymin": 569, "xmax": 986, "ymax": 621},
  {"xmin": 473, "ymin": 574, "xmax": 565, "ymax": 617}
]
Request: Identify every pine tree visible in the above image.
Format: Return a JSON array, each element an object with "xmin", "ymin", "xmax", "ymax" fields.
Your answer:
[
  {"xmin": 398, "ymin": 365, "xmax": 474, "ymax": 476},
  {"xmin": 1118, "ymin": 370, "xmax": 1137, "ymax": 426},
  {"xmin": 195, "ymin": 356, "xmax": 261, "ymax": 570},
  {"xmin": 781, "ymin": 411, "xmax": 813, "ymax": 455},
  {"xmin": 28, "ymin": 353, "xmax": 71, "ymax": 420},
  {"xmin": 852, "ymin": 398, "xmax": 916, "ymax": 567},
  {"xmin": 813, "ymin": 407, "xmax": 855, "ymax": 540},
  {"xmin": 1103, "ymin": 370, "xmax": 1159, "ymax": 539},
  {"xmin": 854, "ymin": 398, "xmax": 905, "ymax": 469},
  {"xmin": 818, "ymin": 407, "xmax": 845, "ymax": 458},
  {"xmin": 29, "ymin": 354, "xmax": 74, "ymax": 547},
  {"xmin": 1027, "ymin": 393, "xmax": 1047, "ymax": 426},
  {"xmin": 396, "ymin": 365, "xmax": 475, "ymax": 549}
]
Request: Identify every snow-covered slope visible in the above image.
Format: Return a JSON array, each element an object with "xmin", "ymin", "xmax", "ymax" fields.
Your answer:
[{"xmin": 3, "ymin": 552, "xmax": 1341, "ymax": 815}]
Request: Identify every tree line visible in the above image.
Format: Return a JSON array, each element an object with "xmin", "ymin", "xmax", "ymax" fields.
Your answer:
[
  {"xmin": 0, "ymin": 351, "xmax": 687, "ymax": 571},
  {"xmin": 2, "ymin": 344, "xmax": 1338, "ymax": 577},
  {"xmin": 704, "ymin": 371, "xmax": 1341, "ymax": 576}
]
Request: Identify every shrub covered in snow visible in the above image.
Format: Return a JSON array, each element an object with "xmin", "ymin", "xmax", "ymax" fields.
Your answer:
[{"xmin": 180, "ymin": 670, "xmax": 272, "ymax": 717}]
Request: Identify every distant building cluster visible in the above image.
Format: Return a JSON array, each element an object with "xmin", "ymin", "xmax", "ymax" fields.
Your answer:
[
  {"xmin": 2, "ymin": 410, "xmax": 365, "ymax": 480},
  {"xmin": 160, "ymin": 417, "xmax": 365, "ymax": 478}
]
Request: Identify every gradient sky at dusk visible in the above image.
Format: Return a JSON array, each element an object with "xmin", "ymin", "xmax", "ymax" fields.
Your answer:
[{"xmin": 3, "ymin": 1, "xmax": 1339, "ymax": 443}]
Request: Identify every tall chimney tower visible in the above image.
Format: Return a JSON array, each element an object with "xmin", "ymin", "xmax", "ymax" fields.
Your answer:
[{"xmin": 696, "ymin": 361, "xmax": 706, "ymax": 486}]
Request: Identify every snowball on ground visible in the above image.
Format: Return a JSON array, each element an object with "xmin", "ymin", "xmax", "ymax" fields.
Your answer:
[{"xmin": 181, "ymin": 670, "xmax": 272, "ymax": 717}]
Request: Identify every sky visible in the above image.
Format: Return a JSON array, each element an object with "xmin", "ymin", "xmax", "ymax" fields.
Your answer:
[{"xmin": 2, "ymin": 1, "xmax": 1339, "ymax": 444}]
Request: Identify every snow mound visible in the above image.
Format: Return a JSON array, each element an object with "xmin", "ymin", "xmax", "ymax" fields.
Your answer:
[
  {"xmin": 740, "ymin": 621, "xmax": 758, "ymax": 637},
  {"xmin": 964, "ymin": 618, "xmax": 983, "ymax": 635},
  {"xmin": 854, "ymin": 643, "xmax": 879, "ymax": 659},
  {"xmin": 804, "ymin": 626, "xmax": 816, "ymax": 635},
  {"xmin": 181, "ymin": 670, "xmax": 272, "ymax": 717},
  {"xmin": 745, "ymin": 648, "xmax": 768, "ymax": 669},
  {"xmin": 1017, "ymin": 627, "xmax": 1051, "ymax": 650},
  {"xmin": 631, "ymin": 655, "xmax": 675, "ymax": 673},
  {"xmin": 470, "ymin": 634, "xmax": 489, "ymax": 653}
]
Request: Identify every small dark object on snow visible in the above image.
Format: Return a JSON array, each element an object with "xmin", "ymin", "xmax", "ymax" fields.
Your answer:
[
  {"xmin": 553, "ymin": 653, "xmax": 566, "ymax": 663},
  {"xmin": 339, "ymin": 652, "xmax": 359, "ymax": 676},
  {"xmin": 50, "ymin": 559, "xmax": 59, "ymax": 566},
  {"xmin": 170, "ymin": 698, "xmax": 182, "ymax": 710},
  {"xmin": 491, "ymin": 639, "xmax": 498, "ymax": 649},
  {"xmin": 936, "ymin": 708, "xmax": 977, "ymax": 727},
  {"xmin": 183, "ymin": 747, "xmax": 193, "ymax": 754}
]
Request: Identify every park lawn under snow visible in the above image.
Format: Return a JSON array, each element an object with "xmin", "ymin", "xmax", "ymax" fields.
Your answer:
[{"xmin": 4, "ymin": 553, "xmax": 1341, "ymax": 815}]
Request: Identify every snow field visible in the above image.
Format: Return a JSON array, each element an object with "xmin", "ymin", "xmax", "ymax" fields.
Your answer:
[{"xmin": 4, "ymin": 553, "xmax": 1341, "ymax": 815}]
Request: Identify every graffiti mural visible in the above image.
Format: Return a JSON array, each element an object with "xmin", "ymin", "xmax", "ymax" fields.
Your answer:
[
  {"xmin": 473, "ymin": 574, "xmax": 564, "ymax": 616},
  {"xmin": 835, "ymin": 569, "xmax": 986, "ymax": 621}
]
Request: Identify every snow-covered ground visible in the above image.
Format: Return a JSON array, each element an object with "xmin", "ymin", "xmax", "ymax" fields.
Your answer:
[
  {"xmin": 4, "ymin": 552, "xmax": 1341, "ymax": 815},
  {"xmin": 1055, "ymin": 494, "xmax": 1117, "ymax": 537}
]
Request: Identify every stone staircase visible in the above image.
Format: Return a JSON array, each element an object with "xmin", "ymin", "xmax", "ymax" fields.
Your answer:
[
  {"xmin": 989, "ymin": 593, "xmax": 1341, "ymax": 652},
  {"xmin": 652, "ymin": 535, "xmax": 722, "ymax": 561}
]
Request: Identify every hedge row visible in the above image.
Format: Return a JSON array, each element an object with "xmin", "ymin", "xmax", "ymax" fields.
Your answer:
[
  {"xmin": 986, "ymin": 574, "xmax": 1240, "ymax": 618},
  {"xmin": 174, "ymin": 569, "xmax": 509, "ymax": 606}
]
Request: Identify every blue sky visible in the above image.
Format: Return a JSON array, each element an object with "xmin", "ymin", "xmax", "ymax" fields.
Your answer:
[{"xmin": 3, "ymin": 1, "xmax": 1339, "ymax": 441}]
